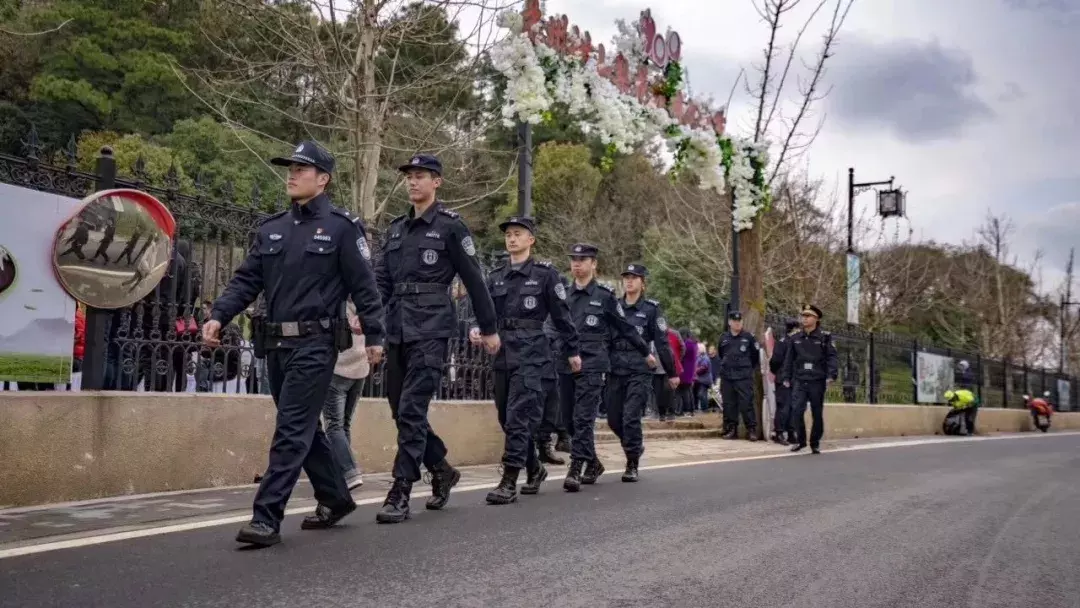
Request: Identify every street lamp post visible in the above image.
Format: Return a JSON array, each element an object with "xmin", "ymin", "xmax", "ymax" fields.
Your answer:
[
  {"xmin": 1060, "ymin": 296, "xmax": 1080, "ymax": 373},
  {"xmin": 845, "ymin": 167, "xmax": 906, "ymax": 325}
]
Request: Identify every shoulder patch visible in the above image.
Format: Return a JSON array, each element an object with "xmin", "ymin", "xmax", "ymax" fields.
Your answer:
[
  {"xmin": 536, "ymin": 259, "xmax": 553, "ymax": 268},
  {"xmin": 597, "ymin": 283, "xmax": 614, "ymax": 293},
  {"xmin": 646, "ymin": 298, "xmax": 660, "ymax": 306},
  {"xmin": 437, "ymin": 208, "xmax": 460, "ymax": 219},
  {"xmin": 492, "ymin": 263, "xmax": 507, "ymax": 272},
  {"xmin": 390, "ymin": 214, "xmax": 407, "ymax": 224},
  {"xmin": 822, "ymin": 331, "xmax": 832, "ymax": 337},
  {"xmin": 330, "ymin": 207, "xmax": 365, "ymax": 227},
  {"xmin": 257, "ymin": 210, "xmax": 288, "ymax": 226}
]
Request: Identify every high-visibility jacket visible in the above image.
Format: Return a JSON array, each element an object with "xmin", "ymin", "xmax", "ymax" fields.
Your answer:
[{"xmin": 945, "ymin": 389, "xmax": 976, "ymax": 409}]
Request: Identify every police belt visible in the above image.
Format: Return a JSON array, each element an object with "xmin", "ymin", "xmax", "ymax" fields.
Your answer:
[
  {"xmin": 579, "ymin": 333, "xmax": 606, "ymax": 342},
  {"xmin": 613, "ymin": 339, "xmax": 639, "ymax": 351},
  {"xmin": 393, "ymin": 282, "xmax": 446, "ymax": 295},
  {"xmin": 498, "ymin": 318, "xmax": 545, "ymax": 330},
  {"xmin": 264, "ymin": 319, "xmax": 335, "ymax": 337}
]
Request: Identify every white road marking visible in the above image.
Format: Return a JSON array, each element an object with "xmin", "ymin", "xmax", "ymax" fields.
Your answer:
[{"xmin": 0, "ymin": 431, "xmax": 1076, "ymax": 560}]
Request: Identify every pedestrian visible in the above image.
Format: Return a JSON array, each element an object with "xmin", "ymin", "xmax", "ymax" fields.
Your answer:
[
  {"xmin": 322, "ymin": 297, "xmax": 370, "ymax": 491},
  {"xmin": 655, "ymin": 327, "xmax": 684, "ymax": 421},
  {"xmin": 552, "ymin": 274, "xmax": 575, "ymax": 454},
  {"xmin": 694, "ymin": 345, "xmax": 713, "ymax": 413},
  {"xmin": 204, "ymin": 140, "xmax": 386, "ymax": 547},
  {"xmin": 605, "ymin": 263, "xmax": 676, "ymax": 482},
  {"xmin": 470, "ymin": 216, "xmax": 580, "ymax": 504},
  {"xmin": 717, "ymin": 311, "xmax": 761, "ymax": 440},
  {"xmin": 374, "ymin": 154, "xmax": 499, "ymax": 524},
  {"xmin": 561, "ymin": 244, "xmax": 651, "ymax": 492},
  {"xmin": 678, "ymin": 331, "xmax": 699, "ymax": 416},
  {"xmin": 768, "ymin": 318, "xmax": 799, "ymax": 444},
  {"xmin": 781, "ymin": 304, "xmax": 838, "ymax": 454}
]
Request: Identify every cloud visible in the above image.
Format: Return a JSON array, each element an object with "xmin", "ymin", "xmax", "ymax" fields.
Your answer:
[{"xmin": 826, "ymin": 37, "xmax": 993, "ymax": 143}]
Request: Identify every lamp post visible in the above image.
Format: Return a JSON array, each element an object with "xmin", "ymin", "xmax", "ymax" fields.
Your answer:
[
  {"xmin": 845, "ymin": 167, "xmax": 905, "ymax": 325},
  {"xmin": 1060, "ymin": 296, "xmax": 1080, "ymax": 373}
]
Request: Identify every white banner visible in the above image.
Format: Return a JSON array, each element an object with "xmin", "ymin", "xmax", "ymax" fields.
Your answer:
[
  {"xmin": 846, "ymin": 252, "xmax": 860, "ymax": 325},
  {"xmin": 916, "ymin": 351, "xmax": 954, "ymax": 404},
  {"xmin": 1057, "ymin": 378, "xmax": 1071, "ymax": 411}
]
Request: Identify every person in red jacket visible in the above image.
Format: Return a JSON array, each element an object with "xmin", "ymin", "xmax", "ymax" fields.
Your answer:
[
  {"xmin": 73, "ymin": 304, "xmax": 86, "ymax": 373},
  {"xmin": 653, "ymin": 327, "xmax": 684, "ymax": 421}
]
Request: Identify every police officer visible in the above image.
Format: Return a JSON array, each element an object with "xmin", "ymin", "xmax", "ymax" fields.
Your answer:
[
  {"xmin": 536, "ymin": 316, "xmax": 566, "ymax": 465},
  {"xmin": 552, "ymin": 273, "xmax": 574, "ymax": 455},
  {"xmin": 718, "ymin": 311, "xmax": 761, "ymax": 440},
  {"xmin": 470, "ymin": 217, "xmax": 580, "ymax": 504},
  {"xmin": 768, "ymin": 318, "xmax": 799, "ymax": 444},
  {"xmin": 606, "ymin": 263, "xmax": 677, "ymax": 482},
  {"xmin": 375, "ymin": 154, "xmax": 499, "ymax": 524},
  {"xmin": 205, "ymin": 140, "xmax": 386, "ymax": 547},
  {"xmin": 781, "ymin": 304, "xmax": 838, "ymax": 454},
  {"xmin": 562, "ymin": 244, "xmax": 651, "ymax": 492}
]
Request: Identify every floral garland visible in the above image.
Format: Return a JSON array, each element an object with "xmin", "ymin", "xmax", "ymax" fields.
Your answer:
[{"xmin": 491, "ymin": 10, "xmax": 770, "ymax": 231}]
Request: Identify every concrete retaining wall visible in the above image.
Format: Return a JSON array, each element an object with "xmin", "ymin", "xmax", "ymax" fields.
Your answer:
[{"xmin": 0, "ymin": 393, "xmax": 1077, "ymax": 508}]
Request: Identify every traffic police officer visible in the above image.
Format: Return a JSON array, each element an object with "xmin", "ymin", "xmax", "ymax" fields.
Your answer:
[
  {"xmin": 718, "ymin": 311, "xmax": 761, "ymax": 440},
  {"xmin": 205, "ymin": 140, "xmax": 386, "ymax": 547},
  {"xmin": 606, "ymin": 263, "xmax": 677, "ymax": 481},
  {"xmin": 470, "ymin": 216, "xmax": 580, "ymax": 504},
  {"xmin": 562, "ymin": 243, "xmax": 651, "ymax": 492},
  {"xmin": 768, "ymin": 318, "xmax": 799, "ymax": 444},
  {"xmin": 781, "ymin": 304, "xmax": 838, "ymax": 454},
  {"xmin": 375, "ymin": 154, "xmax": 499, "ymax": 523}
]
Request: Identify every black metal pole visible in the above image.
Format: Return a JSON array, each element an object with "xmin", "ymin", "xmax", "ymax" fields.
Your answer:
[
  {"xmin": 847, "ymin": 167, "xmax": 855, "ymax": 254},
  {"xmin": 516, "ymin": 121, "xmax": 532, "ymax": 217},
  {"xmin": 1062, "ymin": 295, "xmax": 1067, "ymax": 374},
  {"xmin": 80, "ymin": 146, "xmax": 117, "ymax": 391},
  {"xmin": 730, "ymin": 208, "xmax": 741, "ymax": 313}
]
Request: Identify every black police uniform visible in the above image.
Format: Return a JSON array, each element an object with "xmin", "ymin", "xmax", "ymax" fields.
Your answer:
[
  {"xmin": 768, "ymin": 319, "xmax": 799, "ymax": 444},
  {"xmin": 606, "ymin": 263, "xmax": 676, "ymax": 481},
  {"xmin": 536, "ymin": 316, "xmax": 566, "ymax": 465},
  {"xmin": 478, "ymin": 217, "xmax": 579, "ymax": 504},
  {"xmin": 374, "ymin": 154, "xmax": 497, "ymax": 523},
  {"xmin": 717, "ymin": 311, "xmax": 761, "ymax": 439},
  {"xmin": 781, "ymin": 304, "xmax": 838, "ymax": 453},
  {"xmin": 211, "ymin": 141, "xmax": 386, "ymax": 546},
  {"xmin": 562, "ymin": 243, "xmax": 650, "ymax": 492}
]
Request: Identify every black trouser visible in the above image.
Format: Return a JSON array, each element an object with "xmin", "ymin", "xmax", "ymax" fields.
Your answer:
[
  {"xmin": 558, "ymin": 372, "xmax": 576, "ymax": 439},
  {"xmin": 963, "ymin": 407, "xmax": 978, "ymax": 434},
  {"xmin": 774, "ymin": 383, "xmax": 792, "ymax": 436},
  {"xmin": 721, "ymin": 377, "xmax": 756, "ymax": 431},
  {"xmin": 790, "ymin": 379, "xmax": 827, "ymax": 448},
  {"xmin": 562, "ymin": 372, "xmax": 605, "ymax": 462},
  {"xmin": 535, "ymin": 374, "xmax": 561, "ymax": 442},
  {"xmin": 252, "ymin": 342, "xmax": 352, "ymax": 531},
  {"xmin": 676, "ymin": 383, "xmax": 694, "ymax": 415},
  {"xmin": 493, "ymin": 369, "xmax": 545, "ymax": 471},
  {"xmin": 605, "ymin": 372, "xmax": 651, "ymax": 459},
  {"xmin": 385, "ymin": 339, "xmax": 450, "ymax": 482},
  {"xmin": 652, "ymin": 374, "xmax": 674, "ymax": 417}
]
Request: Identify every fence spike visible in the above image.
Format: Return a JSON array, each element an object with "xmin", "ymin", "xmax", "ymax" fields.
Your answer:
[
  {"xmin": 194, "ymin": 170, "xmax": 208, "ymax": 197},
  {"xmin": 250, "ymin": 181, "xmax": 262, "ymax": 207},
  {"xmin": 164, "ymin": 163, "xmax": 180, "ymax": 192},
  {"xmin": 21, "ymin": 124, "xmax": 43, "ymax": 161},
  {"xmin": 63, "ymin": 134, "xmax": 78, "ymax": 171},
  {"xmin": 221, "ymin": 180, "xmax": 235, "ymax": 203},
  {"xmin": 133, "ymin": 155, "xmax": 149, "ymax": 184}
]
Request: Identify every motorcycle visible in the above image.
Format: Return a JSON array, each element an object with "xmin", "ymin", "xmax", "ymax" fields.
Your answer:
[{"xmin": 1022, "ymin": 391, "xmax": 1053, "ymax": 432}]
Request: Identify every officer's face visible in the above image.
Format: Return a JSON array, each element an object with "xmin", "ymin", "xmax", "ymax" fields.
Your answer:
[
  {"xmin": 800, "ymin": 312, "xmax": 817, "ymax": 330},
  {"xmin": 729, "ymin": 319, "xmax": 743, "ymax": 333},
  {"xmin": 570, "ymin": 256, "xmax": 596, "ymax": 279},
  {"xmin": 286, "ymin": 164, "xmax": 328, "ymax": 200},
  {"xmin": 404, "ymin": 169, "xmax": 441, "ymax": 203},
  {"xmin": 621, "ymin": 275, "xmax": 643, "ymax": 294},
  {"xmin": 504, "ymin": 226, "xmax": 534, "ymax": 253}
]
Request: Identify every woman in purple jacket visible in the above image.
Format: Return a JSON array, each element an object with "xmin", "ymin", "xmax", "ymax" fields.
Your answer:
[{"xmin": 678, "ymin": 331, "xmax": 699, "ymax": 416}]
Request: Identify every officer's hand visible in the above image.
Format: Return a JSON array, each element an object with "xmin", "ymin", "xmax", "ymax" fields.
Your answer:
[
  {"xmin": 827, "ymin": 378, "xmax": 834, "ymax": 386},
  {"xmin": 645, "ymin": 354, "xmax": 658, "ymax": 369},
  {"xmin": 667, "ymin": 377, "xmax": 680, "ymax": 390},
  {"xmin": 783, "ymin": 380, "xmax": 790, "ymax": 388},
  {"xmin": 366, "ymin": 345, "xmax": 384, "ymax": 366},
  {"xmin": 568, "ymin": 355, "xmax": 582, "ymax": 373},
  {"xmin": 481, "ymin": 333, "xmax": 501, "ymax": 355},
  {"xmin": 349, "ymin": 316, "xmax": 363, "ymax": 335},
  {"xmin": 202, "ymin": 320, "xmax": 222, "ymax": 347},
  {"xmin": 469, "ymin": 327, "xmax": 482, "ymax": 346}
]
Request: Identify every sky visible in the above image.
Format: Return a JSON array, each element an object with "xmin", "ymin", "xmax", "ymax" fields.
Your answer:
[{"xmin": 497, "ymin": 0, "xmax": 1080, "ymax": 292}]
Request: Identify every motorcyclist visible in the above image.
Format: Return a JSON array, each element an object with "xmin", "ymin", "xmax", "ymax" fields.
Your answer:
[
  {"xmin": 1023, "ymin": 392, "xmax": 1053, "ymax": 432},
  {"xmin": 943, "ymin": 389, "xmax": 978, "ymax": 436}
]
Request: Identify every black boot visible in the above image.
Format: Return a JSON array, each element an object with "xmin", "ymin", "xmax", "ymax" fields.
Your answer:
[
  {"xmin": 538, "ymin": 440, "xmax": 564, "ymax": 465},
  {"xmin": 621, "ymin": 457, "xmax": 639, "ymax": 482},
  {"xmin": 235, "ymin": 521, "xmax": 280, "ymax": 547},
  {"xmin": 426, "ymin": 460, "xmax": 461, "ymax": 510},
  {"xmin": 564, "ymin": 459, "xmax": 584, "ymax": 492},
  {"xmin": 486, "ymin": 466, "xmax": 520, "ymax": 505},
  {"xmin": 747, "ymin": 427, "xmax": 758, "ymax": 442},
  {"xmin": 721, "ymin": 426, "xmax": 738, "ymax": 440},
  {"xmin": 375, "ymin": 479, "xmax": 412, "ymax": 524},
  {"xmin": 554, "ymin": 434, "xmax": 571, "ymax": 453},
  {"xmin": 582, "ymin": 458, "xmax": 605, "ymax": 485},
  {"xmin": 301, "ymin": 501, "xmax": 357, "ymax": 530},
  {"xmin": 521, "ymin": 463, "xmax": 547, "ymax": 495}
]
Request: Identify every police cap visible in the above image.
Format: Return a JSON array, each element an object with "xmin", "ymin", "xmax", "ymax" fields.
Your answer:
[
  {"xmin": 621, "ymin": 263, "xmax": 648, "ymax": 278},
  {"xmin": 567, "ymin": 243, "xmax": 599, "ymax": 258},
  {"xmin": 398, "ymin": 154, "xmax": 442, "ymax": 176},
  {"xmin": 499, "ymin": 216, "xmax": 536, "ymax": 234},
  {"xmin": 784, "ymin": 318, "xmax": 799, "ymax": 332},
  {"xmin": 270, "ymin": 140, "xmax": 335, "ymax": 174},
  {"xmin": 800, "ymin": 304, "xmax": 823, "ymax": 319},
  {"xmin": 728, "ymin": 311, "xmax": 743, "ymax": 321}
]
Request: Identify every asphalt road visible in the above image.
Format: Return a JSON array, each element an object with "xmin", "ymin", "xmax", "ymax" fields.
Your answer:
[{"xmin": 2, "ymin": 434, "xmax": 1078, "ymax": 608}]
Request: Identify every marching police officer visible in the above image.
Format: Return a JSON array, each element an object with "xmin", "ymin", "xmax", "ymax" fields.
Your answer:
[
  {"xmin": 375, "ymin": 154, "xmax": 499, "ymax": 523},
  {"xmin": 781, "ymin": 304, "xmax": 838, "ymax": 454},
  {"xmin": 606, "ymin": 263, "xmax": 677, "ymax": 481},
  {"xmin": 562, "ymin": 244, "xmax": 651, "ymax": 492},
  {"xmin": 470, "ymin": 217, "xmax": 580, "ymax": 504},
  {"xmin": 536, "ymin": 316, "xmax": 566, "ymax": 465},
  {"xmin": 769, "ymin": 318, "xmax": 799, "ymax": 444},
  {"xmin": 205, "ymin": 140, "xmax": 386, "ymax": 547},
  {"xmin": 718, "ymin": 311, "xmax": 761, "ymax": 440}
]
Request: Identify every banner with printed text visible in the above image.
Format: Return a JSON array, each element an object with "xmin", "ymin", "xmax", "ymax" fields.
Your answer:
[{"xmin": 916, "ymin": 352, "xmax": 954, "ymax": 404}]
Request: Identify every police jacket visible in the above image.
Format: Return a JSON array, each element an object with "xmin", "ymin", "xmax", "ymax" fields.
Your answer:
[
  {"xmin": 471, "ymin": 257, "xmax": 579, "ymax": 372},
  {"xmin": 211, "ymin": 194, "xmax": 385, "ymax": 349},
  {"xmin": 718, "ymin": 330, "xmax": 761, "ymax": 381},
  {"xmin": 567, "ymin": 279, "xmax": 649, "ymax": 373},
  {"xmin": 781, "ymin": 327, "xmax": 839, "ymax": 384},
  {"xmin": 612, "ymin": 295, "xmax": 676, "ymax": 377},
  {"xmin": 375, "ymin": 202, "xmax": 496, "ymax": 344},
  {"xmin": 769, "ymin": 331, "xmax": 795, "ymax": 376}
]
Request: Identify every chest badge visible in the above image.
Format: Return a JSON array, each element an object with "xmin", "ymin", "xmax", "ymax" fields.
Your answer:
[
  {"xmin": 636, "ymin": 326, "xmax": 644, "ymax": 335},
  {"xmin": 422, "ymin": 249, "xmax": 439, "ymax": 265},
  {"xmin": 586, "ymin": 315, "xmax": 599, "ymax": 327},
  {"xmin": 313, "ymin": 227, "xmax": 332, "ymax": 242},
  {"xmin": 740, "ymin": 345, "xmax": 747, "ymax": 352},
  {"xmin": 554, "ymin": 283, "xmax": 566, "ymax": 300},
  {"xmin": 523, "ymin": 296, "xmax": 537, "ymax": 310},
  {"xmin": 269, "ymin": 233, "xmax": 282, "ymax": 241}
]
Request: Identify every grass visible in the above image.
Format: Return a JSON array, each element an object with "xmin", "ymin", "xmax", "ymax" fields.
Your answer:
[{"xmin": 0, "ymin": 353, "xmax": 72, "ymax": 384}]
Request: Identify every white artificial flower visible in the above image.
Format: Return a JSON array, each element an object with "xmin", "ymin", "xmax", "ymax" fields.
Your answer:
[
  {"xmin": 611, "ymin": 19, "xmax": 646, "ymax": 65},
  {"xmin": 496, "ymin": 10, "xmax": 523, "ymax": 33},
  {"xmin": 490, "ymin": 33, "xmax": 553, "ymax": 126}
]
